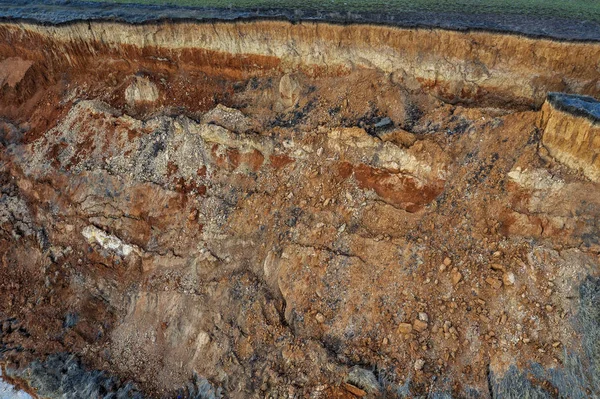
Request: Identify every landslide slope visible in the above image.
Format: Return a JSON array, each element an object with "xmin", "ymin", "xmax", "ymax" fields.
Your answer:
[{"xmin": 0, "ymin": 20, "xmax": 600, "ymax": 399}]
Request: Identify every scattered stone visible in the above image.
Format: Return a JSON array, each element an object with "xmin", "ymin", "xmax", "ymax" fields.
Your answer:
[
  {"xmin": 449, "ymin": 326, "xmax": 458, "ymax": 335},
  {"xmin": 443, "ymin": 257, "xmax": 452, "ymax": 266},
  {"xmin": 315, "ymin": 313, "xmax": 325, "ymax": 323},
  {"xmin": 503, "ymin": 272, "xmax": 515, "ymax": 286},
  {"xmin": 486, "ymin": 277, "xmax": 503, "ymax": 289},
  {"xmin": 202, "ymin": 104, "xmax": 253, "ymax": 133},
  {"xmin": 451, "ymin": 269, "xmax": 463, "ymax": 285},
  {"xmin": 413, "ymin": 319, "xmax": 428, "ymax": 333},
  {"xmin": 490, "ymin": 263, "xmax": 505, "ymax": 271},
  {"xmin": 418, "ymin": 312, "xmax": 429, "ymax": 322},
  {"xmin": 414, "ymin": 359, "xmax": 425, "ymax": 371},
  {"xmin": 343, "ymin": 383, "xmax": 367, "ymax": 397},
  {"xmin": 398, "ymin": 323, "xmax": 413, "ymax": 334},
  {"xmin": 347, "ymin": 366, "xmax": 381, "ymax": 394},
  {"xmin": 443, "ymin": 321, "xmax": 451, "ymax": 333}
]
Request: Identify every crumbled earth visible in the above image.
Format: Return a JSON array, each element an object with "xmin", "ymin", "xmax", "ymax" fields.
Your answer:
[{"xmin": 0, "ymin": 21, "xmax": 599, "ymax": 399}]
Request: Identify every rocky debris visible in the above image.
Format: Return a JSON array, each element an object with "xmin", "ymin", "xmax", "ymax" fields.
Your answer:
[
  {"xmin": 397, "ymin": 323, "xmax": 413, "ymax": 334},
  {"xmin": 503, "ymin": 272, "xmax": 515, "ymax": 286},
  {"xmin": 413, "ymin": 319, "xmax": 428, "ymax": 333},
  {"xmin": 4, "ymin": 353, "xmax": 145, "ymax": 399},
  {"xmin": 490, "ymin": 277, "xmax": 600, "ymax": 397},
  {"xmin": 485, "ymin": 277, "xmax": 503, "ymax": 290},
  {"xmin": 202, "ymin": 104, "xmax": 253, "ymax": 134},
  {"xmin": 346, "ymin": 367, "xmax": 381, "ymax": 394},
  {"xmin": 1, "ymin": 90, "xmax": 599, "ymax": 398},
  {"xmin": 0, "ymin": 194, "xmax": 35, "ymax": 238},
  {"xmin": 125, "ymin": 76, "xmax": 159, "ymax": 107},
  {"xmin": 490, "ymin": 263, "xmax": 505, "ymax": 271},
  {"xmin": 451, "ymin": 269, "xmax": 463, "ymax": 285},
  {"xmin": 315, "ymin": 313, "xmax": 326, "ymax": 323},
  {"xmin": 81, "ymin": 225, "xmax": 136, "ymax": 257}
]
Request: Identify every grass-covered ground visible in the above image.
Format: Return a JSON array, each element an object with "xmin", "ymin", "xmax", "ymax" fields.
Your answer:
[{"xmin": 87, "ymin": 0, "xmax": 600, "ymax": 23}]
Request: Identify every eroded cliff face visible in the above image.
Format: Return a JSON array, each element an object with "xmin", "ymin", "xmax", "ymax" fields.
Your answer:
[
  {"xmin": 0, "ymin": 20, "xmax": 600, "ymax": 399},
  {"xmin": 540, "ymin": 94, "xmax": 600, "ymax": 182}
]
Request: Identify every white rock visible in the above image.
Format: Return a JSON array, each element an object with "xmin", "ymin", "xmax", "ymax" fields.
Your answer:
[
  {"xmin": 125, "ymin": 76, "xmax": 159, "ymax": 106},
  {"xmin": 279, "ymin": 73, "xmax": 302, "ymax": 108},
  {"xmin": 82, "ymin": 225, "xmax": 135, "ymax": 257},
  {"xmin": 414, "ymin": 359, "xmax": 425, "ymax": 371}
]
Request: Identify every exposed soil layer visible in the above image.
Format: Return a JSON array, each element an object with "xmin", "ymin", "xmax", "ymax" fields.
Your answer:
[{"xmin": 0, "ymin": 20, "xmax": 599, "ymax": 398}]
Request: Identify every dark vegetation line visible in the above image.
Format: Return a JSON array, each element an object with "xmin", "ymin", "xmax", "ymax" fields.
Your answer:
[{"xmin": 0, "ymin": 0, "xmax": 599, "ymax": 41}]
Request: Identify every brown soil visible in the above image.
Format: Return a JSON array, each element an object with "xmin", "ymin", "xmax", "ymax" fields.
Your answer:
[{"xmin": 0, "ymin": 20, "xmax": 599, "ymax": 399}]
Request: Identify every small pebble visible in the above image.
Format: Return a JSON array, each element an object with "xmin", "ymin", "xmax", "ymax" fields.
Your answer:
[
  {"xmin": 414, "ymin": 359, "xmax": 425, "ymax": 371},
  {"xmin": 503, "ymin": 272, "xmax": 515, "ymax": 286},
  {"xmin": 398, "ymin": 323, "xmax": 413, "ymax": 334},
  {"xmin": 486, "ymin": 277, "xmax": 503, "ymax": 290},
  {"xmin": 413, "ymin": 319, "xmax": 428, "ymax": 333},
  {"xmin": 451, "ymin": 270, "xmax": 463, "ymax": 285}
]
